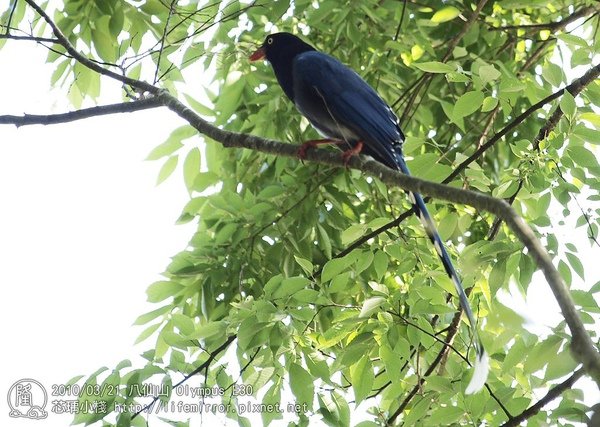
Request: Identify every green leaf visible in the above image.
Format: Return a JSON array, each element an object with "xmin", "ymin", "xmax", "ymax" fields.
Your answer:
[
  {"xmin": 557, "ymin": 33, "xmax": 589, "ymax": 48},
  {"xmin": 341, "ymin": 223, "xmax": 367, "ymax": 245},
  {"xmin": 272, "ymin": 276, "xmax": 311, "ymax": 299},
  {"xmin": 565, "ymin": 252, "xmax": 585, "ymax": 280},
  {"xmin": 74, "ymin": 61, "xmax": 91, "ymax": 94},
  {"xmin": 545, "ymin": 350, "xmax": 578, "ymax": 381},
  {"xmin": 431, "ymin": 6, "xmax": 460, "ymax": 23},
  {"xmin": 413, "ymin": 61, "xmax": 455, "ymax": 73},
  {"xmin": 379, "ymin": 342, "xmax": 408, "ymax": 386},
  {"xmin": 479, "ymin": 64, "xmax": 501, "ymax": 84},
  {"xmin": 429, "ymin": 405, "xmax": 465, "ymax": 425},
  {"xmin": 183, "ymin": 148, "xmax": 201, "ymax": 192},
  {"xmin": 437, "ymin": 211, "xmax": 457, "ymax": 240},
  {"xmin": 560, "ymin": 91, "xmax": 577, "ymax": 118},
  {"xmin": 263, "ymin": 274, "xmax": 284, "ymax": 297},
  {"xmin": 193, "ymin": 171, "xmax": 220, "ymax": 192},
  {"xmin": 294, "ymin": 256, "xmax": 314, "ymax": 275},
  {"xmin": 453, "ymin": 90, "xmax": 484, "ymax": 119},
  {"xmin": 322, "ymin": 258, "xmax": 349, "ymax": 282},
  {"xmin": 407, "ymin": 153, "xmax": 452, "ymax": 181},
  {"xmin": 481, "ymin": 96, "xmax": 498, "ymax": 112},
  {"xmin": 171, "ymin": 313, "xmax": 194, "ymax": 335},
  {"xmin": 157, "ymin": 156, "xmax": 178, "ymax": 185},
  {"xmin": 133, "ymin": 305, "xmax": 171, "ymax": 325},
  {"xmin": 184, "ymin": 93, "xmax": 215, "ymax": 116},
  {"xmin": 574, "ymin": 125, "xmax": 600, "ymax": 145},
  {"xmin": 403, "ymin": 136, "xmax": 426, "ymax": 154},
  {"xmin": 403, "ymin": 397, "xmax": 432, "ymax": 425},
  {"xmin": 524, "ymin": 335, "xmax": 562, "ymax": 374},
  {"xmin": 214, "ymin": 75, "xmax": 245, "ymax": 125},
  {"xmin": 317, "ymin": 223, "xmax": 333, "ymax": 259},
  {"xmin": 135, "ymin": 322, "xmax": 162, "ymax": 344},
  {"xmin": 109, "ymin": 6, "xmax": 124, "ymax": 38},
  {"xmin": 568, "ymin": 146, "xmax": 598, "ymax": 169},
  {"xmin": 146, "ymin": 138, "xmax": 184, "ymax": 161},
  {"xmin": 359, "ymin": 297, "xmax": 386, "ymax": 318},
  {"xmin": 558, "ymin": 259, "xmax": 572, "ymax": 287},
  {"xmin": 350, "ymin": 355, "xmax": 374, "ymax": 405},
  {"xmin": 146, "ymin": 280, "xmax": 184, "ymax": 302},
  {"xmin": 189, "ymin": 321, "xmax": 227, "ymax": 340},
  {"xmin": 328, "ymin": 272, "xmax": 351, "ymax": 293},
  {"xmin": 50, "ymin": 58, "xmax": 70, "ymax": 86},
  {"xmin": 141, "ymin": 0, "xmax": 165, "ymax": 15},
  {"xmin": 91, "ymin": 16, "xmax": 117, "ymax": 62},
  {"xmin": 542, "ymin": 63, "xmax": 564, "ymax": 87},
  {"xmin": 318, "ymin": 391, "xmax": 350, "ymax": 427},
  {"xmin": 289, "ymin": 363, "xmax": 314, "ymax": 410},
  {"xmin": 373, "ymin": 250, "xmax": 389, "ymax": 280},
  {"xmin": 580, "ymin": 113, "xmax": 600, "ymax": 128}
]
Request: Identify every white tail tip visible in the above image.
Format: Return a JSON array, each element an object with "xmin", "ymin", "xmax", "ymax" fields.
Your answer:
[{"xmin": 465, "ymin": 350, "xmax": 489, "ymax": 394}]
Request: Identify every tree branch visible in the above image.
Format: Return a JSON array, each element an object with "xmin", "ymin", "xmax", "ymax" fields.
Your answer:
[
  {"xmin": 0, "ymin": 98, "xmax": 163, "ymax": 127},
  {"xmin": 500, "ymin": 367, "xmax": 586, "ymax": 427},
  {"xmin": 490, "ymin": 5, "xmax": 599, "ymax": 32}
]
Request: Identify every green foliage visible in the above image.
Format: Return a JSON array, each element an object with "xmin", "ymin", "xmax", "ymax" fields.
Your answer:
[{"xmin": 3, "ymin": 0, "xmax": 600, "ymax": 425}]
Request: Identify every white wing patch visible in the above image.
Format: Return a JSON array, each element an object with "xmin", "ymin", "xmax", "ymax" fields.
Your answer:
[{"xmin": 465, "ymin": 350, "xmax": 489, "ymax": 394}]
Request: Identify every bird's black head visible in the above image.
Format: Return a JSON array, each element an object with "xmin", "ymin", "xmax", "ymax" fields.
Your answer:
[
  {"xmin": 249, "ymin": 32, "xmax": 316, "ymax": 101},
  {"xmin": 249, "ymin": 32, "xmax": 315, "ymax": 63}
]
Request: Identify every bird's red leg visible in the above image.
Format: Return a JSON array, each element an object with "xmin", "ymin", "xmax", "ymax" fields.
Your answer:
[
  {"xmin": 297, "ymin": 139, "xmax": 343, "ymax": 160},
  {"xmin": 341, "ymin": 141, "xmax": 364, "ymax": 166}
]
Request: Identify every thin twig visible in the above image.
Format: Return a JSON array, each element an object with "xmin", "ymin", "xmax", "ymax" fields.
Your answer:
[
  {"xmin": 490, "ymin": 5, "xmax": 599, "ymax": 32},
  {"xmin": 154, "ymin": 0, "xmax": 177, "ymax": 85},
  {"xmin": 4, "ymin": 0, "xmax": 18, "ymax": 35},
  {"xmin": 500, "ymin": 367, "xmax": 586, "ymax": 427},
  {"xmin": 0, "ymin": 98, "xmax": 163, "ymax": 127},
  {"xmin": 131, "ymin": 335, "xmax": 236, "ymax": 419},
  {"xmin": 0, "ymin": 33, "xmax": 58, "ymax": 43}
]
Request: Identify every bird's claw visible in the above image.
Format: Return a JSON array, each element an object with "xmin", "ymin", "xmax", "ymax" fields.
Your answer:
[
  {"xmin": 297, "ymin": 142, "xmax": 313, "ymax": 161},
  {"xmin": 341, "ymin": 150, "xmax": 354, "ymax": 167},
  {"xmin": 341, "ymin": 141, "xmax": 364, "ymax": 167}
]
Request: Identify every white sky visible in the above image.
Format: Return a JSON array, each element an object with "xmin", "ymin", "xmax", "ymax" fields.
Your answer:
[
  {"xmin": 1, "ymin": 14, "xmax": 599, "ymax": 427},
  {"xmin": 0, "ymin": 40, "xmax": 195, "ymax": 425}
]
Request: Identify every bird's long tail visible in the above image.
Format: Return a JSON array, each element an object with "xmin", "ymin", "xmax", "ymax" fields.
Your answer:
[{"xmin": 395, "ymin": 153, "xmax": 489, "ymax": 394}]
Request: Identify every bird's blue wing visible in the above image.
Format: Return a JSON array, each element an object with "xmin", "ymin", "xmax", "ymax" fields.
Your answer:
[{"xmin": 293, "ymin": 51, "xmax": 404, "ymax": 169}]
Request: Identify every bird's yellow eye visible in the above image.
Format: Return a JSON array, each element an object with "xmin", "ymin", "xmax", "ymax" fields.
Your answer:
[{"xmin": 267, "ymin": 38, "xmax": 273, "ymax": 45}]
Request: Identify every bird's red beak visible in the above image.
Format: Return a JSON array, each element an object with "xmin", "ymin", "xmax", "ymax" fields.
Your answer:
[{"xmin": 249, "ymin": 46, "xmax": 266, "ymax": 61}]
